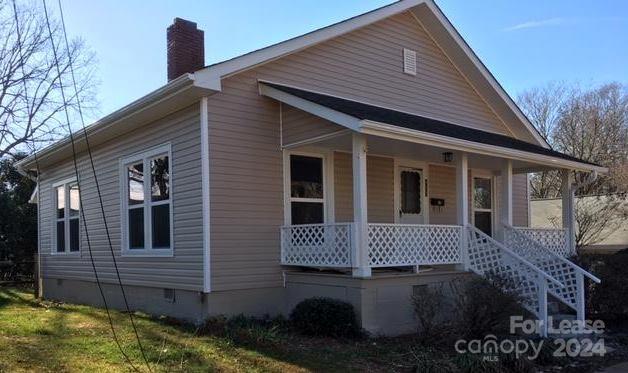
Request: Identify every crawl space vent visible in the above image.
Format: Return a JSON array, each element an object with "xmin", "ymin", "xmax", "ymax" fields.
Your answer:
[
  {"xmin": 403, "ymin": 48, "xmax": 417, "ymax": 76},
  {"xmin": 163, "ymin": 288, "xmax": 176, "ymax": 303}
]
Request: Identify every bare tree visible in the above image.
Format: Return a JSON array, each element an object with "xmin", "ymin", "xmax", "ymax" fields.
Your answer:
[
  {"xmin": 517, "ymin": 82, "xmax": 570, "ymax": 198},
  {"xmin": 520, "ymin": 82, "xmax": 628, "ymax": 249},
  {"xmin": 519, "ymin": 82, "xmax": 628, "ymax": 197},
  {"xmin": 0, "ymin": 0, "xmax": 97, "ymax": 159},
  {"xmin": 547, "ymin": 195, "xmax": 628, "ymax": 248},
  {"xmin": 554, "ymin": 83, "xmax": 628, "ymax": 196}
]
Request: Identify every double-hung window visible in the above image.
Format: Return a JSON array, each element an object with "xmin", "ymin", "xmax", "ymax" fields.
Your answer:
[
  {"xmin": 53, "ymin": 179, "xmax": 80, "ymax": 254},
  {"xmin": 121, "ymin": 144, "xmax": 173, "ymax": 255},
  {"xmin": 288, "ymin": 154, "xmax": 325, "ymax": 225}
]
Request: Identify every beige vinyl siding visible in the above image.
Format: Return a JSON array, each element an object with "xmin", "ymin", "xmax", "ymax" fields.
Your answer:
[
  {"xmin": 513, "ymin": 174, "xmax": 529, "ymax": 227},
  {"xmin": 252, "ymin": 12, "xmax": 510, "ymax": 136},
  {"xmin": 491, "ymin": 172, "xmax": 530, "ymax": 229},
  {"xmin": 333, "ymin": 152, "xmax": 395, "ymax": 223},
  {"xmin": 428, "ymin": 165, "xmax": 457, "ymax": 225},
  {"xmin": 281, "ymin": 104, "xmax": 345, "ymax": 146},
  {"xmin": 207, "ymin": 71, "xmax": 284, "ymax": 292},
  {"xmin": 38, "ymin": 105, "xmax": 204, "ymax": 291},
  {"xmin": 207, "ymin": 11, "xmax": 523, "ymax": 292}
]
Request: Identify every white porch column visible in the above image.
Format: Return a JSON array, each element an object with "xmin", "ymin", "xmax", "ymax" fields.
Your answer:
[
  {"xmin": 456, "ymin": 152, "xmax": 469, "ymax": 270},
  {"xmin": 352, "ymin": 133, "xmax": 371, "ymax": 277},
  {"xmin": 562, "ymin": 170, "xmax": 576, "ymax": 253},
  {"xmin": 498, "ymin": 159, "xmax": 513, "ymax": 242}
]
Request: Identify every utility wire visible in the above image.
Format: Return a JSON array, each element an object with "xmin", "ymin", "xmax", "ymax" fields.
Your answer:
[
  {"xmin": 39, "ymin": 0, "xmax": 148, "ymax": 371},
  {"xmin": 53, "ymin": 0, "xmax": 152, "ymax": 371}
]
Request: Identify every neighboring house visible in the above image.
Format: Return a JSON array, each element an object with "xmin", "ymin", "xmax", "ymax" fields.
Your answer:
[
  {"xmin": 17, "ymin": 0, "xmax": 606, "ymax": 336},
  {"xmin": 531, "ymin": 196, "xmax": 628, "ymax": 253}
]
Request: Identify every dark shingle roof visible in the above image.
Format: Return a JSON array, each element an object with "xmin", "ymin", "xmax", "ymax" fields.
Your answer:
[{"xmin": 264, "ymin": 82, "xmax": 599, "ymax": 167}]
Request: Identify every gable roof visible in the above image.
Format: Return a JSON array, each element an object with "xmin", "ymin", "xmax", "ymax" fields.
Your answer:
[
  {"xmin": 195, "ymin": 0, "xmax": 549, "ymax": 147},
  {"xmin": 260, "ymin": 82, "xmax": 606, "ymax": 173}
]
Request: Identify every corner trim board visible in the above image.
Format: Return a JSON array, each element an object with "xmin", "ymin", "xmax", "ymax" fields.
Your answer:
[{"xmin": 200, "ymin": 97, "xmax": 211, "ymax": 293}]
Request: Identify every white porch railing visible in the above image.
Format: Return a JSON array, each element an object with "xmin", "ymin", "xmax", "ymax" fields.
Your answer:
[
  {"xmin": 367, "ymin": 224, "xmax": 462, "ymax": 267},
  {"xmin": 466, "ymin": 225, "xmax": 563, "ymax": 324},
  {"xmin": 512, "ymin": 227, "xmax": 572, "ymax": 257},
  {"xmin": 280, "ymin": 223, "xmax": 352, "ymax": 267},
  {"xmin": 280, "ymin": 223, "xmax": 463, "ymax": 268},
  {"xmin": 505, "ymin": 225, "xmax": 601, "ymax": 321}
]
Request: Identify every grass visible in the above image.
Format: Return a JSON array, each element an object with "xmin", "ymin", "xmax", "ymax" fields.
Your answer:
[
  {"xmin": 0, "ymin": 286, "xmax": 424, "ymax": 372},
  {"xmin": 0, "ymin": 286, "xmax": 623, "ymax": 373}
]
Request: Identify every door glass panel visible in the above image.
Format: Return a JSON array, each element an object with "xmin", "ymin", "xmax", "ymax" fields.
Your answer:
[
  {"xmin": 128, "ymin": 163, "xmax": 144, "ymax": 205},
  {"xmin": 473, "ymin": 178, "xmax": 492, "ymax": 209},
  {"xmin": 151, "ymin": 156, "xmax": 170, "ymax": 202},
  {"xmin": 291, "ymin": 202, "xmax": 323, "ymax": 225},
  {"xmin": 474, "ymin": 211, "xmax": 492, "ymax": 236},
  {"xmin": 401, "ymin": 171, "xmax": 421, "ymax": 214},
  {"xmin": 290, "ymin": 155, "xmax": 323, "ymax": 199}
]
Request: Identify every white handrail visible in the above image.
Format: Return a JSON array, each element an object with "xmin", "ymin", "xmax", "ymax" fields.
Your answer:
[
  {"xmin": 467, "ymin": 225, "xmax": 564, "ymax": 287},
  {"xmin": 505, "ymin": 225, "xmax": 601, "ymax": 283}
]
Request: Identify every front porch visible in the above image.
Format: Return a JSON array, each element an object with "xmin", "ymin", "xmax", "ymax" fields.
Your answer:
[
  {"xmin": 279, "ymin": 128, "xmax": 575, "ymax": 276},
  {"xmin": 264, "ymin": 81, "xmax": 604, "ymax": 335}
]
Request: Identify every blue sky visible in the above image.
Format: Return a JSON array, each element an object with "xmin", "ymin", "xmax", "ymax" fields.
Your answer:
[{"xmin": 57, "ymin": 0, "xmax": 628, "ymax": 122}]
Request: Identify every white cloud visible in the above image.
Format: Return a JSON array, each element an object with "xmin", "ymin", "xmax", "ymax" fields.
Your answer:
[{"xmin": 504, "ymin": 17, "xmax": 566, "ymax": 32}]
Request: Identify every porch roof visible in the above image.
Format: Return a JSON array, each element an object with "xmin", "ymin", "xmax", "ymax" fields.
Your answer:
[{"xmin": 260, "ymin": 82, "xmax": 606, "ymax": 173}]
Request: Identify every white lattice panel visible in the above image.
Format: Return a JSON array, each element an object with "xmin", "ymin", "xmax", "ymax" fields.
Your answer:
[
  {"xmin": 368, "ymin": 224, "xmax": 462, "ymax": 267},
  {"xmin": 505, "ymin": 228, "xmax": 578, "ymax": 310},
  {"xmin": 466, "ymin": 226, "xmax": 544, "ymax": 316},
  {"xmin": 281, "ymin": 223, "xmax": 352, "ymax": 267},
  {"xmin": 514, "ymin": 227, "xmax": 572, "ymax": 257}
]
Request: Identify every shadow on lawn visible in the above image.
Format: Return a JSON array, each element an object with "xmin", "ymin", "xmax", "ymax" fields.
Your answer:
[{"xmin": 0, "ymin": 287, "xmax": 381, "ymax": 371}]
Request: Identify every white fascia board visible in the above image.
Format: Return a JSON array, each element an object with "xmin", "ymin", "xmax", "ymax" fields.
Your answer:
[
  {"xmin": 359, "ymin": 120, "xmax": 607, "ymax": 173},
  {"xmin": 16, "ymin": 74, "xmax": 215, "ymax": 171},
  {"xmin": 259, "ymin": 84, "xmax": 362, "ymax": 131},
  {"xmin": 195, "ymin": 0, "xmax": 425, "ymax": 91},
  {"xmin": 416, "ymin": 1, "xmax": 550, "ymax": 148}
]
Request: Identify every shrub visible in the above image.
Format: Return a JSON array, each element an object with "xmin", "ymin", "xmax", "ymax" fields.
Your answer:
[
  {"xmin": 576, "ymin": 252, "xmax": 628, "ymax": 323},
  {"xmin": 451, "ymin": 273, "xmax": 528, "ymax": 339},
  {"xmin": 197, "ymin": 314, "xmax": 287, "ymax": 346},
  {"xmin": 290, "ymin": 297, "xmax": 361, "ymax": 338},
  {"xmin": 412, "ymin": 282, "xmax": 454, "ymax": 342}
]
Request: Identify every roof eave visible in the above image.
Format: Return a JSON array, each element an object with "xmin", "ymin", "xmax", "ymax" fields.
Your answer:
[
  {"xmin": 359, "ymin": 120, "xmax": 607, "ymax": 174},
  {"xmin": 16, "ymin": 73, "xmax": 216, "ymax": 172}
]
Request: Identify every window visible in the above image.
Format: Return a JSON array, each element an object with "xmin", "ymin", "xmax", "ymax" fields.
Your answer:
[
  {"xmin": 473, "ymin": 177, "xmax": 493, "ymax": 236},
  {"xmin": 289, "ymin": 154, "xmax": 324, "ymax": 225},
  {"xmin": 121, "ymin": 144, "xmax": 172, "ymax": 255},
  {"xmin": 53, "ymin": 179, "xmax": 80, "ymax": 254}
]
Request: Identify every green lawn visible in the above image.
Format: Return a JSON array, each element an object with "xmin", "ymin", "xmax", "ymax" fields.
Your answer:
[{"xmin": 0, "ymin": 286, "xmax": 418, "ymax": 372}]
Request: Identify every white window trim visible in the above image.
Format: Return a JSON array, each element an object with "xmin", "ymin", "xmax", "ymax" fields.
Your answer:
[
  {"xmin": 283, "ymin": 149, "xmax": 334, "ymax": 226},
  {"xmin": 51, "ymin": 177, "xmax": 80, "ymax": 256},
  {"xmin": 471, "ymin": 173, "xmax": 496, "ymax": 235},
  {"xmin": 119, "ymin": 143, "xmax": 174, "ymax": 257}
]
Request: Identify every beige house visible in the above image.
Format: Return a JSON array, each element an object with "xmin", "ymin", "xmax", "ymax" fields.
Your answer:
[{"xmin": 17, "ymin": 0, "xmax": 606, "ymax": 336}]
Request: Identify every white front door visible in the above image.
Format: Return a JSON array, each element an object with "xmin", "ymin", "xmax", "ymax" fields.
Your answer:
[{"xmin": 397, "ymin": 166, "xmax": 425, "ymax": 224}]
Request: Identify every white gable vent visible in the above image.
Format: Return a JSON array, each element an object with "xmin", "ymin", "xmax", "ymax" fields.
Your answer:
[{"xmin": 403, "ymin": 48, "xmax": 417, "ymax": 76}]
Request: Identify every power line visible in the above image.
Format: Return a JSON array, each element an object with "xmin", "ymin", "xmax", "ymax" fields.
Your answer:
[
  {"xmin": 53, "ymin": 0, "xmax": 152, "ymax": 371},
  {"xmin": 38, "ymin": 0, "xmax": 149, "ymax": 371}
]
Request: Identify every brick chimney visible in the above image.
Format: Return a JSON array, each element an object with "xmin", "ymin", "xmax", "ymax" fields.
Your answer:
[{"xmin": 167, "ymin": 18, "xmax": 204, "ymax": 81}]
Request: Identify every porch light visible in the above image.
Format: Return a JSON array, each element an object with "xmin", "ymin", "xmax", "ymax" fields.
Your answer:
[{"xmin": 442, "ymin": 152, "xmax": 453, "ymax": 163}]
